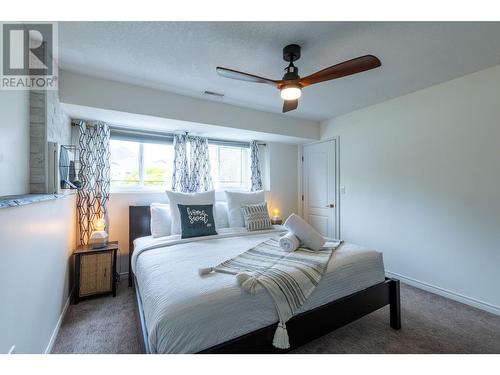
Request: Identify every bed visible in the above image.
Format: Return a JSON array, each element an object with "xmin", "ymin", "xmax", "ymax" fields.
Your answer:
[{"xmin": 129, "ymin": 205, "xmax": 401, "ymax": 354}]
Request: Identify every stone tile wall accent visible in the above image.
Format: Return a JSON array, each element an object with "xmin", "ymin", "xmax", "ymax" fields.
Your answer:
[
  {"xmin": 47, "ymin": 90, "xmax": 71, "ymax": 146},
  {"xmin": 29, "ymin": 91, "xmax": 47, "ymax": 193},
  {"xmin": 29, "ymin": 90, "xmax": 71, "ymax": 193}
]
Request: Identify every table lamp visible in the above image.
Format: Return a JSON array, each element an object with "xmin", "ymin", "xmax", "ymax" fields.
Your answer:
[
  {"xmin": 271, "ymin": 208, "xmax": 282, "ymax": 225},
  {"xmin": 89, "ymin": 217, "xmax": 109, "ymax": 248}
]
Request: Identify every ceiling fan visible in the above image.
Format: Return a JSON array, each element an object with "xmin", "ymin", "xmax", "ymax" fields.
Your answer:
[{"xmin": 216, "ymin": 44, "xmax": 381, "ymax": 113}]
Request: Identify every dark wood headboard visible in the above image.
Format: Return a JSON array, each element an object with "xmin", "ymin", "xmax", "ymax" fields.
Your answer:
[{"xmin": 128, "ymin": 206, "xmax": 151, "ymax": 286}]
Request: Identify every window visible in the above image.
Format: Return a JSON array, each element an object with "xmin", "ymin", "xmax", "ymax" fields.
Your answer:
[
  {"xmin": 143, "ymin": 143, "xmax": 174, "ymax": 188},
  {"xmin": 110, "ymin": 139, "xmax": 173, "ymax": 190},
  {"xmin": 110, "ymin": 136, "xmax": 251, "ymax": 192},
  {"xmin": 209, "ymin": 144, "xmax": 250, "ymax": 190},
  {"xmin": 110, "ymin": 140, "xmax": 141, "ymax": 188}
]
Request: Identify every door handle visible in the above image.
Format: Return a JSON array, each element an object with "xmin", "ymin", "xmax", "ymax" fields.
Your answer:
[{"xmin": 326, "ymin": 203, "xmax": 335, "ymax": 208}]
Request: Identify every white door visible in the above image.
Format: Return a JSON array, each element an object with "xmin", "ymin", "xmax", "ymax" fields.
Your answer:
[{"xmin": 302, "ymin": 139, "xmax": 337, "ymax": 238}]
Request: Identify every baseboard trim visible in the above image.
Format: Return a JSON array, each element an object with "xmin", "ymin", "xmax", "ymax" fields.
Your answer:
[
  {"xmin": 45, "ymin": 293, "xmax": 71, "ymax": 354},
  {"xmin": 386, "ymin": 270, "xmax": 500, "ymax": 316}
]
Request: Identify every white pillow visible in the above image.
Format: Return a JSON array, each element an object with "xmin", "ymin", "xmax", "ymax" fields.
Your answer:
[
  {"xmin": 166, "ymin": 190, "xmax": 216, "ymax": 234},
  {"xmin": 225, "ymin": 190, "xmax": 265, "ymax": 228},
  {"xmin": 150, "ymin": 203, "xmax": 171, "ymax": 238},
  {"xmin": 214, "ymin": 201, "xmax": 229, "ymax": 229}
]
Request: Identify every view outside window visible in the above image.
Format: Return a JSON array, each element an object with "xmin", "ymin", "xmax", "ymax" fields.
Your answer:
[
  {"xmin": 143, "ymin": 143, "xmax": 174, "ymax": 188},
  {"xmin": 110, "ymin": 139, "xmax": 173, "ymax": 190},
  {"xmin": 209, "ymin": 145, "xmax": 250, "ymax": 190},
  {"xmin": 110, "ymin": 140, "xmax": 141, "ymax": 188},
  {"xmin": 110, "ymin": 139, "xmax": 250, "ymax": 191}
]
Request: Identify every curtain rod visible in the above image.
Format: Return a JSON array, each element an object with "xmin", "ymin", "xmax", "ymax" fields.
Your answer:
[{"xmin": 71, "ymin": 120, "xmax": 104, "ymax": 127}]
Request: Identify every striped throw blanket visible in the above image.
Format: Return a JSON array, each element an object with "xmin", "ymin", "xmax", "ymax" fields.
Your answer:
[{"xmin": 199, "ymin": 236, "xmax": 343, "ymax": 349}]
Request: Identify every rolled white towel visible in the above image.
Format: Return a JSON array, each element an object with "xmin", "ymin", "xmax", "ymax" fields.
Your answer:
[
  {"xmin": 279, "ymin": 232, "xmax": 300, "ymax": 252},
  {"xmin": 284, "ymin": 213, "xmax": 325, "ymax": 251}
]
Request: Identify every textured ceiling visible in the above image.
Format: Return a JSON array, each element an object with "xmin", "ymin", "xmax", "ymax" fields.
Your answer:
[{"xmin": 59, "ymin": 22, "xmax": 500, "ymax": 121}]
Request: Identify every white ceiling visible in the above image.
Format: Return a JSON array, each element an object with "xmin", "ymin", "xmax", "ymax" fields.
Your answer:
[{"xmin": 59, "ymin": 22, "xmax": 500, "ymax": 121}]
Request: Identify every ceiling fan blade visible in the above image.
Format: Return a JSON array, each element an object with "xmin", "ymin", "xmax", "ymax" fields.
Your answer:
[
  {"xmin": 216, "ymin": 67, "xmax": 279, "ymax": 87},
  {"xmin": 299, "ymin": 55, "xmax": 381, "ymax": 87},
  {"xmin": 283, "ymin": 99, "xmax": 298, "ymax": 113}
]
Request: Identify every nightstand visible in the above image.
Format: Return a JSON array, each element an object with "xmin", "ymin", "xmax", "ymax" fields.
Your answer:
[{"xmin": 73, "ymin": 241, "xmax": 119, "ymax": 304}]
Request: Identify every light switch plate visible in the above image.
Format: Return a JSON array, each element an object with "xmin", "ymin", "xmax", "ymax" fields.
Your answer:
[{"xmin": 340, "ymin": 185, "xmax": 346, "ymax": 194}]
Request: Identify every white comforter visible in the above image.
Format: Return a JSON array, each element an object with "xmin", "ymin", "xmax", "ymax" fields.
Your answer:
[{"xmin": 132, "ymin": 227, "xmax": 385, "ymax": 353}]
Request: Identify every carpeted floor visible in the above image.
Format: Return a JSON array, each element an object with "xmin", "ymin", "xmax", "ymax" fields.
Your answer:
[{"xmin": 51, "ymin": 281, "xmax": 500, "ymax": 354}]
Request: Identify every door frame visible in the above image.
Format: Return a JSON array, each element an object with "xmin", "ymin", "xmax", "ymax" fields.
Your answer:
[{"xmin": 298, "ymin": 136, "xmax": 341, "ymax": 239}]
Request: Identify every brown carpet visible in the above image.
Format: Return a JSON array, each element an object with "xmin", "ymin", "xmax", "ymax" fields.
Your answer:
[{"xmin": 51, "ymin": 281, "xmax": 500, "ymax": 354}]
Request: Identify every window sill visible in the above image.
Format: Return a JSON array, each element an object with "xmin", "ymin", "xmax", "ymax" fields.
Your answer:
[
  {"xmin": 110, "ymin": 188, "xmax": 262, "ymax": 195},
  {"xmin": 0, "ymin": 193, "xmax": 67, "ymax": 209},
  {"xmin": 111, "ymin": 190, "xmax": 167, "ymax": 194}
]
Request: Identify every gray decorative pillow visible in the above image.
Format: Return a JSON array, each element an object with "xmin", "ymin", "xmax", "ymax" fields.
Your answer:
[{"xmin": 241, "ymin": 202, "xmax": 273, "ymax": 231}]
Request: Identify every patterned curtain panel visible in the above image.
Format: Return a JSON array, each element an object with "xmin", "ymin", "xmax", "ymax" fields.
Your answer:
[
  {"xmin": 188, "ymin": 136, "xmax": 213, "ymax": 192},
  {"xmin": 250, "ymin": 140, "xmax": 263, "ymax": 191},
  {"xmin": 77, "ymin": 121, "xmax": 111, "ymax": 245},
  {"xmin": 172, "ymin": 133, "xmax": 190, "ymax": 192}
]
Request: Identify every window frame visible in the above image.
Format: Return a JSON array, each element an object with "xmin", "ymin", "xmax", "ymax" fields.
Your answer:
[
  {"xmin": 109, "ymin": 131, "xmax": 252, "ymax": 194},
  {"xmin": 209, "ymin": 143, "xmax": 250, "ymax": 191},
  {"xmin": 110, "ymin": 140, "xmax": 175, "ymax": 193}
]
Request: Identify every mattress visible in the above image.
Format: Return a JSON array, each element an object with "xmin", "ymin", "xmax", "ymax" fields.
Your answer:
[{"xmin": 133, "ymin": 228, "xmax": 385, "ymax": 353}]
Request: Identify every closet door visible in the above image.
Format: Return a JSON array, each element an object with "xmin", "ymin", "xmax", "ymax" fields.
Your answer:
[{"xmin": 302, "ymin": 139, "xmax": 337, "ymax": 238}]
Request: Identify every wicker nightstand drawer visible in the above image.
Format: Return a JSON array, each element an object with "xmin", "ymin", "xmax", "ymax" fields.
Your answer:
[{"xmin": 73, "ymin": 242, "xmax": 119, "ymax": 304}]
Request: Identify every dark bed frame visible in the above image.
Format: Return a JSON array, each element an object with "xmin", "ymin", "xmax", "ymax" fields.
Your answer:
[{"xmin": 128, "ymin": 205, "xmax": 401, "ymax": 354}]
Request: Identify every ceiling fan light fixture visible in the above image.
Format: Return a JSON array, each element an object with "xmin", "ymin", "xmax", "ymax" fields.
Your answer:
[
  {"xmin": 280, "ymin": 85, "xmax": 302, "ymax": 100},
  {"xmin": 217, "ymin": 45, "xmax": 381, "ymax": 113}
]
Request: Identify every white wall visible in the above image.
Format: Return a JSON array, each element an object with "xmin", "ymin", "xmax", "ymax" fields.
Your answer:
[
  {"xmin": 321, "ymin": 64, "xmax": 500, "ymax": 313},
  {"xmin": 108, "ymin": 142, "xmax": 298, "ymax": 274},
  {"xmin": 0, "ymin": 196, "xmax": 76, "ymax": 353},
  {"xmin": 108, "ymin": 192, "xmax": 167, "ymax": 273},
  {"xmin": 0, "ymin": 86, "xmax": 76, "ymax": 353},
  {"xmin": 0, "ymin": 91, "xmax": 30, "ymax": 196}
]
